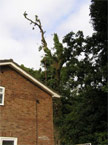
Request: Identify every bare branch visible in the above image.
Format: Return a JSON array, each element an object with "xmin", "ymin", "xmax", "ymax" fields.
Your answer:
[{"xmin": 23, "ymin": 12, "xmax": 48, "ymax": 50}]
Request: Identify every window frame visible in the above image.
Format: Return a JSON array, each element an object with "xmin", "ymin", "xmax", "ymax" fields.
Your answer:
[
  {"xmin": 0, "ymin": 137, "xmax": 17, "ymax": 145},
  {"xmin": 0, "ymin": 86, "xmax": 5, "ymax": 106}
]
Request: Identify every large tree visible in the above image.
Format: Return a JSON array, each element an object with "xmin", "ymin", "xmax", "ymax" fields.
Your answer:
[
  {"xmin": 23, "ymin": 0, "xmax": 107, "ymax": 144},
  {"xmin": 58, "ymin": 0, "xmax": 107, "ymax": 144},
  {"xmin": 23, "ymin": 13, "xmax": 68, "ymax": 90}
]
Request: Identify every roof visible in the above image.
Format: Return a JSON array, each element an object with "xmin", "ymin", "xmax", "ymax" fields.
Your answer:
[{"xmin": 0, "ymin": 59, "xmax": 60, "ymax": 98}]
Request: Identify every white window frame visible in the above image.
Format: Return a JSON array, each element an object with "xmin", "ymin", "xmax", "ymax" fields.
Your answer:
[
  {"xmin": 0, "ymin": 86, "xmax": 5, "ymax": 106},
  {"xmin": 0, "ymin": 137, "xmax": 17, "ymax": 145}
]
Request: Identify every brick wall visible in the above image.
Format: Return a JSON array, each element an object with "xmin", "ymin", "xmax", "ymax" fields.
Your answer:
[{"xmin": 0, "ymin": 66, "xmax": 54, "ymax": 145}]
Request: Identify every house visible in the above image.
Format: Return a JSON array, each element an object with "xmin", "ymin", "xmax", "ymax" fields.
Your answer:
[{"xmin": 0, "ymin": 59, "xmax": 60, "ymax": 145}]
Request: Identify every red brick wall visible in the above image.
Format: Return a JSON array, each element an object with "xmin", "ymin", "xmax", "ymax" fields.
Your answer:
[{"xmin": 0, "ymin": 66, "xmax": 54, "ymax": 145}]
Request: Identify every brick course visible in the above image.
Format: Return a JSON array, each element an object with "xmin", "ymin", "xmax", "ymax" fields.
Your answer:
[{"xmin": 0, "ymin": 66, "xmax": 54, "ymax": 145}]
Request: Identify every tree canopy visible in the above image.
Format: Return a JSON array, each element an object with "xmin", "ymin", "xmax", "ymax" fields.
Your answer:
[{"xmin": 23, "ymin": 0, "xmax": 107, "ymax": 144}]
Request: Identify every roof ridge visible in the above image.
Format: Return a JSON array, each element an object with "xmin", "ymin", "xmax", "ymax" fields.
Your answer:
[{"xmin": 0, "ymin": 59, "xmax": 13, "ymax": 62}]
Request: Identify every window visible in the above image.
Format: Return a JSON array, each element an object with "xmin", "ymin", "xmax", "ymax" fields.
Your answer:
[
  {"xmin": 2, "ymin": 141, "xmax": 14, "ymax": 145},
  {"xmin": 0, "ymin": 86, "xmax": 5, "ymax": 105},
  {"xmin": 0, "ymin": 137, "xmax": 17, "ymax": 145}
]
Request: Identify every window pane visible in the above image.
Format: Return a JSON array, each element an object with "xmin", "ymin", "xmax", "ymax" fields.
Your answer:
[
  {"xmin": 0, "ymin": 88, "xmax": 3, "ymax": 92},
  {"xmin": 0, "ymin": 94, "xmax": 3, "ymax": 103},
  {"xmin": 3, "ymin": 141, "xmax": 14, "ymax": 145}
]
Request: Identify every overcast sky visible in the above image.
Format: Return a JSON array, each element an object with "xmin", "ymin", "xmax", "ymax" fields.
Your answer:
[{"xmin": 0, "ymin": 0, "xmax": 93, "ymax": 69}]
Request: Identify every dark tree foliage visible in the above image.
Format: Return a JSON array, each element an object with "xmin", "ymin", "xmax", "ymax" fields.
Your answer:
[
  {"xmin": 58, "ymin": 0, "xmax": 107, "ymax": 144},
  {"xmin": 90, "ymin": 0, "xmax": 107, "ymax": 41},
  {"xmin": 58, "ymin": 31, "xmax": 107, "ymax": 145},
  {"xmin": 89, "ymin": 0, "xmax": 107, "ymax": 91}
]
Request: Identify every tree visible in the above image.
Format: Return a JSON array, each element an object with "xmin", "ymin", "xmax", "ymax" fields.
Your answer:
[
  {"xmin": 58, "ymin": 0, "xmax": 107, "ymax": 144},
  {"xmin": 24, "ymin": 13, "xmax": 67, "ymax": 89},
  {"xmin": 23, "ymin": 0, "xmax": 107, "ymax": 143},
  {"xmin": 90, "ymin": 0, "xmax": 107, "ymax": 41},
  {"xmin": 89, "ymin": 0, "xmax": 107, "ymax": 92}
]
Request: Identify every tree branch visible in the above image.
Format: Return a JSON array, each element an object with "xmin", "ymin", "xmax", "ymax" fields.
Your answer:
[{"xmin": 23, "ymin": 11, "xmax": 48, "ymax": 50}]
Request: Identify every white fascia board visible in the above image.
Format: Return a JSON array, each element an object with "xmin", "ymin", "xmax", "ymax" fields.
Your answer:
[{"xmin": 0, "ymin": 62, "xmax": 60, "ymax": 98}]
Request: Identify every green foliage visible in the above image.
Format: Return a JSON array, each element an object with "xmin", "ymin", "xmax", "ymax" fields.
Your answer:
[
  {"xmin": 57, "ymin": 0, "xmax": 107, "ymax": 144},
  {"xmin": 59, "ymin": 88, "xmax": 107, "ymax": 144},
  {"xmin": 20, "ymin": 64, "xmax": 44, "ymax": 82},
  {"xmin": 94, "ymin": 132, "xmax": 108, "ymax": 144},
  {"xmin": 40, "ymin": 33, "xmax": 67, "ymax": 91},
  {"xmin": 23, "ymin": 0, "xmax": 107, "ymax": 144}
]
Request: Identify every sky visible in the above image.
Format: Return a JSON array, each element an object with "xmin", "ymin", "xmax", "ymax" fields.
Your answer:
[{"xmin": 0, "ymin": 0, "xmax": 93, "ymax": 69}]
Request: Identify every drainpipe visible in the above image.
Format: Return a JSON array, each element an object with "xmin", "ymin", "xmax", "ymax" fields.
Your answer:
[{"xmin": 36, "ymin": 99, "xmax": 39, "ymax": 145}]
